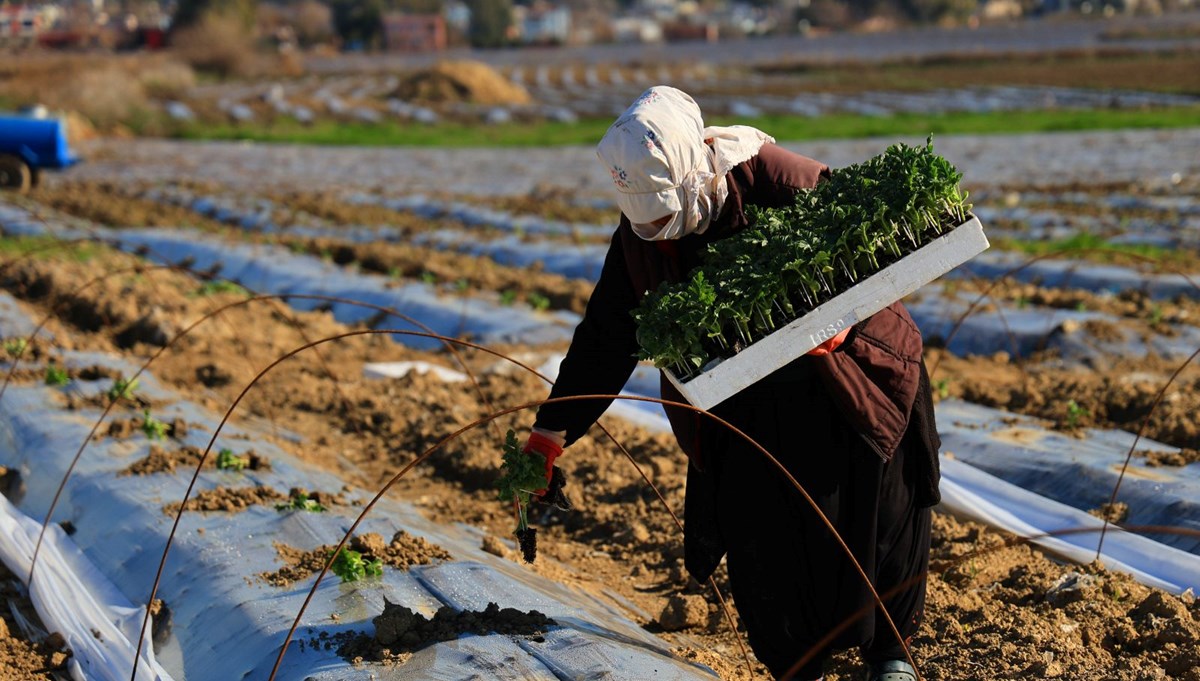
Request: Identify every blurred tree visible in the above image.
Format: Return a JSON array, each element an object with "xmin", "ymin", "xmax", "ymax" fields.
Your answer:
[
  {"xmin": 172, "ymin": 0, "xmax": 258, "ymax": 29},
  {"xmin": 466, "ymin": 0, "xmax": 512, "ymax": 47},
  {"xmin": 292, "ymin": 0, "xmax": 335, "ymax": 46},
  {"xmin": 902, "ymin": 0, "xmax": 977, "ymax": 22},
  {"xmin": 330, "ymin": 0, "xmax": 387, "ymax": 49}
]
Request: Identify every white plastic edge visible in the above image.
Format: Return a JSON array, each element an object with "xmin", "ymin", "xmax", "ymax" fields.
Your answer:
[
  {"xmin": 0, "ymin": 494, "xmax": 177, "ymax": 681},
  {"xmin": 938, "ymin": 457, "xmax": 1200, "ymax": 595}
]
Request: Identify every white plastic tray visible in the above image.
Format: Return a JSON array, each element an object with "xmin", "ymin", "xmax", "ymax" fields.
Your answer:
[{"xmin": 664, "ymin": 216, "xmax": 989, "ymax": 410}]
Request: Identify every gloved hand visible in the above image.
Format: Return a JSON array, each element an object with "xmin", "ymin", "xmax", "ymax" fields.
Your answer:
[
  {"xmin": 808, "ymin": 327, "xmax": 852, "ymax": 356},
  {"xmin": 523, "ymin": 429, "xmax": 564, "ymax": 496}
]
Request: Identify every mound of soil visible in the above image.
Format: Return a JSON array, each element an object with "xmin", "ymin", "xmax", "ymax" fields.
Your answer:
[
  {"xmin": 334, "ymin": 600, "xmax": 554, "ymax": 663},
  {"xmin": 163, "ymin": 485, "xmax": 343, "ymax": 515},
  {"xmin": 121, "ymin": 444, "xmax": 269, "ymax": 476},
  {"xmin": 259, "ymin": 531, "xmax": 451, "ymax": 588},
  {"xmin": 393, "ymin": 61, "xmax": 532, "ymax": 106}
]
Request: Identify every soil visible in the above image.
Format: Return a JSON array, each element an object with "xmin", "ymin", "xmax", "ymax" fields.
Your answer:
[
  {"xmin": 17, "ymin": 182, "xmax": 597, "ymax": 315},
  {"xmin": 929, "ymin": 349, "xmax": 1200, "ymax": 453},
  {"xmin": 0, "ymin": 562, "xmax": 72, "ymax": 681},
  {"xmin": 392, "ymin": 61, "xmax": 532, "ymax": 106},
  {"xmin": 333, "ymin": 600, "xmax": 554, "ymax": 664},
  {"xmin": 120, "ymin": 444, "xmax": 270, "ymax": 475},
  {"xmin": 259, "ymin": 531, "xmax": 452, "ymax": 588},
  {"xmin": 4, "ymin": 212, "xmax": 1200, "ymax": 679},
  {"xmin": 163, "ymin": 485, "xmax": 344, "ymax": 515}
]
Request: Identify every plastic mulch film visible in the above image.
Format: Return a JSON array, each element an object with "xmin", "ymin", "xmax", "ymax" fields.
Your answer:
[{"xmin": 0, "ymin": 293, "xmax": 718, "ymax": 680}]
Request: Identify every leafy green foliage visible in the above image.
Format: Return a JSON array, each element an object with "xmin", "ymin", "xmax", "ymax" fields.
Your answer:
[
  {"xmin": 634, "ymin": 137, "xmax": 972, "ymax": 379},
  {"xmin": 1066, "ymin": 400, "xmax": 1089, "ymax": 429},
  {"xmin": 44, "ymin": 364, "xmax": 70, "ymax": 386},
  {"xmin": 107, "ymin": 376, "xmax": 140, "ymax": 403},
  {"xmin": 527, "ymin": 292, "xmax": 551, "ymax": 311},
  {"xmin": 3, "ymin": 338, "xmax": 27, "ymax": 358},
  {"xmin": 141, "ymin": 410, "xmax": 169, "ymax": 440},
  {"xmin": 275, "ymin": 491, "xmax": 327, "ymax": 513},
  {"xmin": 216, "ymin": 448, "xmax": 247, "ymax": 471},
  {"xmin": 195, "ymin": 279, "xmax": 248, "ymax": 297},
  {"xmin": 496, "ymin": 429, "xmax": 547, "ymax": 562},
  {"xmin": 330, "ymin": 547, "xmax": 383, "ymax": 583}
]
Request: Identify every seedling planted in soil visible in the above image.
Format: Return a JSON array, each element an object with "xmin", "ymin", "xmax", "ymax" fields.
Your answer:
[
  {"xmin": 330, "ymin": 548, "xmax": 383, "ymax": 583},
  {"xmin": 216, "ymin": 448, "xmax": 248, "ymax": 471},
  {"xmin": 107, "ymin": 376, "xmax": 140, "ymax": 403},
  {"xmin": 3, "ymin": 338, "xmax": 27, "ymax": 358},
  {"xmin": 1066, "ymin": 399, "xmax": 1089, "ymax": 429},
  {"xmin": 44, "ymin": 364, "xmax": 70, "ymax": 386},
  {"xmin": 275, "ymin": 491, "xmax": 327, "ymax": 513},
  {"xmin": 142, "ymin": 410, "xmax": 169, "ymax": 440}
]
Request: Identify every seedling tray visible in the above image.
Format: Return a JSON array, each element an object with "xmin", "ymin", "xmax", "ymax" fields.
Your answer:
[{"xmin": 664, "ymin": 215, "xmax": 989, "ymax": 411}]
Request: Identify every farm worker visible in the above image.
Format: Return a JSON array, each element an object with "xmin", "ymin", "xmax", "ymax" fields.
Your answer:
[{"xmin": 520, "ymin": 86, "xmax": 941, "ymax": 681}]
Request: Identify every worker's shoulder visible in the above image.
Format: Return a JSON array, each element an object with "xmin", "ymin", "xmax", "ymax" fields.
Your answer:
[{"xmin": 748, "ymin": 143, "xmax": 829, "ymax": 191}]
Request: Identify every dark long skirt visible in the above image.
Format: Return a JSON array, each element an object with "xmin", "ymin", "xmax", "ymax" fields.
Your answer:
[{"xmin": 685, "ymin": 363, "xmax": 932, "ymax": 681}]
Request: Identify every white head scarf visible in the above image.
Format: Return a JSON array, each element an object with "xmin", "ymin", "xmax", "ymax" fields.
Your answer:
[{"xmin": 596, "ymin": 86, "xmax": 775, "ymax": 241}]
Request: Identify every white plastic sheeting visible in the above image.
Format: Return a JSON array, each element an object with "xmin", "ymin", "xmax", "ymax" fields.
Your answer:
[
  {"xmin": 0, "ymin": 292, "xmax": 718, "ymax": 681},
  {"xmin": 0, "ymin": 494, "xmax": 177, "ymax": 681}
]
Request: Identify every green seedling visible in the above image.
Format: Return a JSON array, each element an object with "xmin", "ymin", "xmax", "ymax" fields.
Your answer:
[
  {"xmin": 330, "ymin": 547, "xmax": 383, "ymax": 583},
  {"xmin": 1149, "ymin": 305, "xmax": 1165, "ymax": 326},
  {"xmin": 3, "ymin": 338, "xmax": 27, "ymax": 358},
  {"xmin": 527, "ymin": 292, "xmax": 551, "ymax": 311},
  {"xmin": 216, "ymin": 448, "xmax": 247, "ymax": 471},
  {"xmin": 107, "ymin": 376, "xmax": 140, "ymax": 403},
  {"xmin": 420, "ymin": 271, "xmax": 437, "ymax": 285},
  {"xmin": 499, "ymin": 290, "xmax": 517, "ymax": 306},
  {"xmin": 935, "ymin": 378, "xmax": 950, "ymax": 400},
  {"xmin": 44, "ymin": 364, "xmax": 70, "ymax": 387},
  {"xmin": 1066, "ymin": 400, "xmax": 1089, "ymax": 429},
  {"xmin": 195, "ymin": 279, "xmax": 249, "ymax": 297},
  {"xmin": 454, "ymin": 278, "xmax": 470, "ymax": 293},
  {"xmin": 288, "ymin": 241, "xmax": 307, "ymax": 254},
  {"xmin": 388, "ymin": 266, "xmax": 402, "ymax": 279},
  {"xmin": 141, "ymin": 410, "xmax": 169, "ymax": 440},
  {"xmin": 496, "ymin": 429, "xmax": 547, "ymax": 563},
  {"xmin": 1015, "ymin": 297, "xmax": 1030, "ymax": 310},
  {"xmin": 275, "ymin": 492, "xmax": 326, "ymax": 513}
]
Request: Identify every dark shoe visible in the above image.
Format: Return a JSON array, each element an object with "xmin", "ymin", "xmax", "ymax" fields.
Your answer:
[{"xmin": 867, "ymin": 659, "xmax": 917, "ymax": 681}]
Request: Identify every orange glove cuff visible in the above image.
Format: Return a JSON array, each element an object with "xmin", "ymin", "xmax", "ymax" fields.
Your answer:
[
  {"xmin": 524, "ymin": 431, "xmax": 563, "ymax": 491},
  {"xmin": 808, "ymin": 327, "xmax": 852, "ymax": 357}
]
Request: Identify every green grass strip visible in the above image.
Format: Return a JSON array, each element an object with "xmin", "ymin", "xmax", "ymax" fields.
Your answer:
[
  {"xmin": 991, "ymin": 232, "xmax": 1196, "ymax": 268},
  {"xmin": 174, "ymin": 106, "xmax": 1200, "ymax": 148}
]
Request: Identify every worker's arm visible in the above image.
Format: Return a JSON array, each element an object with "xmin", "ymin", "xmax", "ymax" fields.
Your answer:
[{"xmin": 533, "ymin": 228, "xmax": 642, "ymax": 447}]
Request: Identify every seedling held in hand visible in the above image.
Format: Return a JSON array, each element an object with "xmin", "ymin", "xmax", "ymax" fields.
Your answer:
[
  {"xmin": 330, "ymin": 548, "xmax": 383, "ymax": 583},
  {"xmin": 496, "ymin": 429, "xmax": 547, "ymax": 563}
]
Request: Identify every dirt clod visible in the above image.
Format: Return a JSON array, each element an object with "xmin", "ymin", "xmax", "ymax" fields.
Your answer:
[
  {"xmin": 335, "ymin": 600, "xmax": 555, "ymax": 663},
  {"xmin": 659, "ymin": 594, "xmax": 709, "ymax": 632}
]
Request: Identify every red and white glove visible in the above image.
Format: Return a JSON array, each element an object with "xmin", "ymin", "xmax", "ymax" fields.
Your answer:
[
  {"xmin": 808, "ymin": 327, "xmax": 852, "ymax": 357},
  {"xmin": 523, "ymin": 429, "xmax": 564, "ymax": 497}
]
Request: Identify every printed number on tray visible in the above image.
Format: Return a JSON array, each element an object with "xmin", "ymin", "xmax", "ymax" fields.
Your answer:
[{"xmin": 810, "ymin": 319, "xmax": 846, "ymax": 345}]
